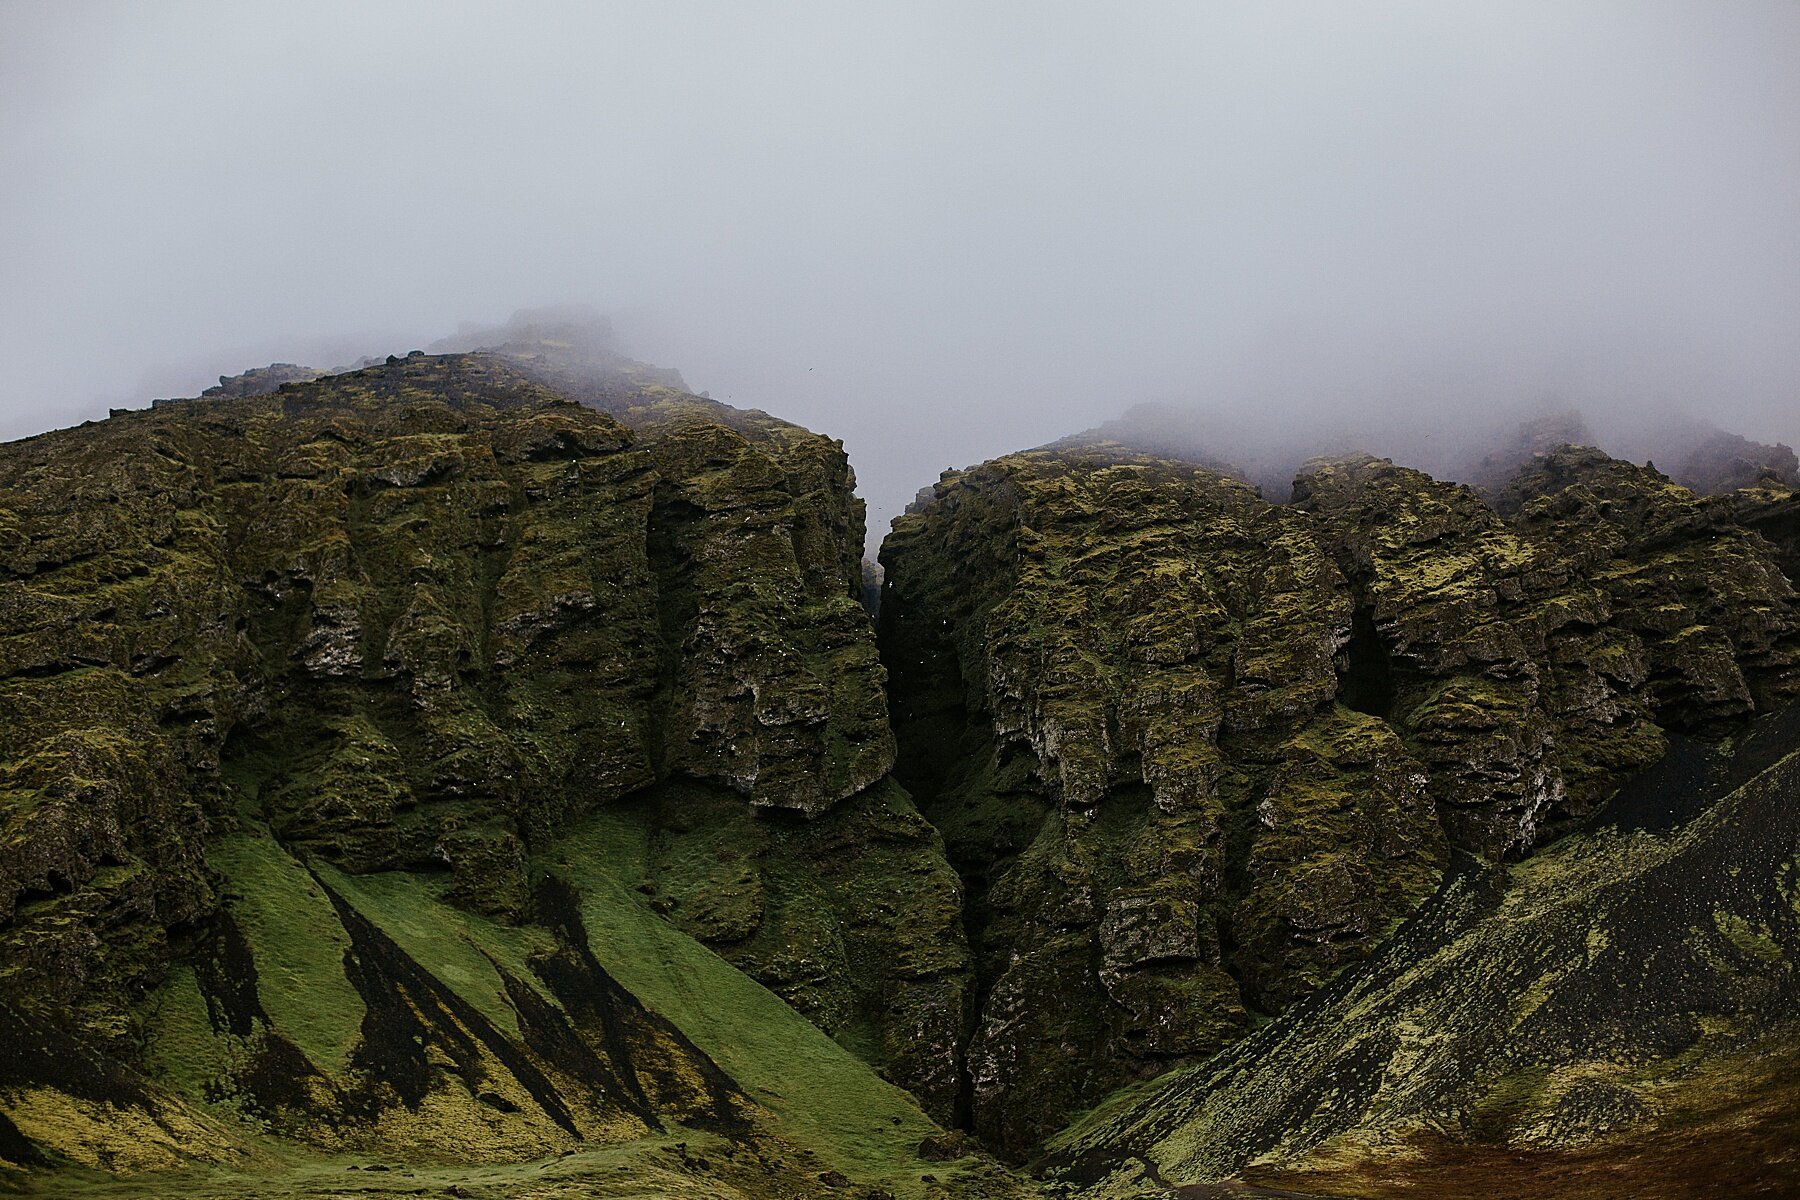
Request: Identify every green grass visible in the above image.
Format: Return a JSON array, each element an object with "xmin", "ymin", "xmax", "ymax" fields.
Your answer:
[
  {"xmin": 201, "ymin": 829, "xmax": 364, "ymax": 1073},
  {"xmin": 547, "ymin": 810, "xmax": 982, "ymax": 1197},
  {"xmin": 118, "ymin": 812, "xmax": 1033, "ymax": 1199},
  {"xmin": 314, "ymin": 859, "xmax": 561, "ymax": 1040}
]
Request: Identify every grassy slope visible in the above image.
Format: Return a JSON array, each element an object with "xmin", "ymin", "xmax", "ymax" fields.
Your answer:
[
  {"xmin": 545, "ymin": 810, "xmax": 1023, "ymax": 1197},
  {"xmin": 17, "ymin": 814, "xmax": 1030, "ymax": 1198}
]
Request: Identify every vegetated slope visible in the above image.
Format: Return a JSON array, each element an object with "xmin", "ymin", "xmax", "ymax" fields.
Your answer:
[
  {"xmin": 1041, "ymin": 705, "xmax": 1800, "ymax": 1198},
  {"xmin": 0, "ymin": 351, "xmax": 995, "ymax": 1196},
  {"xmin": 6, "ymin": 319, "xmax": 1799, "ymax": 1199},
  {"xmin": 876, "ymin": 440, "xmax": 1800, "ymax": 1158}
]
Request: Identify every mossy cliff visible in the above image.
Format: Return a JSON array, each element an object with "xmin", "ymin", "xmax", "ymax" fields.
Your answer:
[
  {"xmin": 1042, "ymin": 704, "xmax": 1800, "ymax": 1198},
  {"xmin": 4, "ymin": 334, "xmax": 1799, "ymax": 1200},
  {"xmin": 0, "ymin": 351, "xmax": 989, "ymax": 1195},
  {"xmin": 877, "ymin": 441, "xmax": 1800, "ymax": 1158}
]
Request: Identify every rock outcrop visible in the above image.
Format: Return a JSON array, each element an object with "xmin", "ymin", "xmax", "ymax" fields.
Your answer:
[
  {"xmin": 0, "ymin": 348, "xmax": 982, "ymax": 1191},
  {"xmin": 5, "ymin": 323, "xmax": 1799, "ymax": 1197},
  {"xmin": 1042, "ymin": 705, "xmax": 1800, "ymax": 1198},
  {"xmin": 1672, "ymin": 427, "xmax": 1800, "ymax": 496},
  {"xmin": 1629, "ymin": 422, "xmax": 1800, "ymax": 496},
  {"xmin": 1458, "ymin": 409, "xmax": 1595, "ymax": 496},
  {"xmin": 877, "ymin": 441, "xmax": 1800, "ymax": 1157},
  {"xmin": 200, "ymin": 362, "xmax": 327, "ymax": 400},
  {"xmin": 151, "ymin": 362, "xmax": 327, "ymax": 407}
]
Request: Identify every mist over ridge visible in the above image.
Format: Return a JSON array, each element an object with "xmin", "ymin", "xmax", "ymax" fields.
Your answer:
[{"xmin": 128, "ymin": 303, "xmax": 1800, "ymax": 560}]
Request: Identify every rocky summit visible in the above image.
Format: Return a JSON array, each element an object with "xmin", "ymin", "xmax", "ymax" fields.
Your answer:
[
  {"xmin": 1, "ymin": 333, "xmax": 1798, "ymax": 1198},
  {"xmin": 879, "ymin": 441, "xmax": 1799, "ymax": 1160}
]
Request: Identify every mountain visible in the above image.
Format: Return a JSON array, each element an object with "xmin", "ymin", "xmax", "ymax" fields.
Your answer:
[
  {"xmin": 2, "ymin": 325, "xmax": 1798, "ymax": 1197},
  {"xmin": 1042, "ymin": 707, "xmax": 1800, "ymax": 1198},
  {"xmin": 0, "ymin": 346, "xmax": 1014, "ymax": 1198},
  {"xmin": 878, "ymin": 440, "xmax": 1800, "ymax": 1161}
]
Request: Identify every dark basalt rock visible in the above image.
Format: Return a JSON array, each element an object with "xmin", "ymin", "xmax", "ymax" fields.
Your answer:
[
  {"xmin": 877, "ymin": 439, "xmax": 1800, "ymax": 1159},
  {"xmin": 879, "ymin": 448, "xmax": 1445, "ymax": 1155},
  {"xmin": 4, "ymin": 321, "xmax": 1797, "ymax": 1195},
  {"xmin": 0, "ymin": 347, "xmax": 975, "ymax": 1182},
  {"xmin": 1041, "ymin": 705, "xmax": 1800, "ymax": 1195},
  {"xmin": 1, "ymin": 348, "xmax": 890, "ymax": 973}
]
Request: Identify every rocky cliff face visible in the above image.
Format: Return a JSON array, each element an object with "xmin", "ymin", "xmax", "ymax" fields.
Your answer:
[
  {"xmin": 877, "ymin": 441, "xmax": 1800, "ymax": 1157},
  {"xmin": 878, "ymin": 450, "xmax": 1444, "ymax": 1154},
  {"xmin": 0, "ymin": 350, "xmax": 989, "ymax": 1195},
  {"xmin": 1043, "ymin": 704, "xmax": 1800, "ymax": 1198},
  {"xmin": 4, "ymin": 337, "xmax": 1798, "ymax": 1198}
]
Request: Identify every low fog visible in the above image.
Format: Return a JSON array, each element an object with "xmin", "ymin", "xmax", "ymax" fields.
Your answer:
[{"xmin": 3, "ymin": 2, "xmax": 1796, "ymax": 539}]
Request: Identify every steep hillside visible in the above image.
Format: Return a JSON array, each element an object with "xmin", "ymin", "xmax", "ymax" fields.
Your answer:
[
  {"xmin": 1042, "ymin": 705, "xmax": 1800, "ymax": 1198},
  {"xmin": 877, "ymin": 441, "xmax": 1800, "ymax": 1158},
  {"xmin": 0, "ymin": 352, "xmax": 993, "ymax": 1195},
  {"xmin": 5, "ymin": 333, "xmax": 1799, "ymax": 1198}
]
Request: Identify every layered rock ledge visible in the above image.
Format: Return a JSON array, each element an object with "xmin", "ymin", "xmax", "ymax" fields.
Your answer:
[{"xmin": 877, "ymin": 441, "xmax": 1800, "ymax": 1155}]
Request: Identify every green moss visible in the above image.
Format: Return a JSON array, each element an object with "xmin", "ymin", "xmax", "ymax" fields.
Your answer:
[
  {"xmin": 1713, "ymin": 911, "xmax": 1784, "ymax": 966},
  {"xmin": 546, "ymin": 814, "xmax": 963, "ymax": 1195},
  {"xmin": 141, "ymin": 966, "xmax": 236, "ymax": 1100},
  {"xmin": 201, "ymin": 831, "xmax": 364, "ymax": 1072},
  {"xmin": 313, "ymin": 860, "xmax": 561, "ymax": 1039}
]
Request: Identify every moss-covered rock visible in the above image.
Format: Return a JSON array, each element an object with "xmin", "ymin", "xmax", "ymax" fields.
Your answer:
[
  {"xmin": 1041, "ymin": 706, "xmax": 1800, "ymax": 1197},
  {"xmin": 578, "ymin": 778, "xmax": 971, "ymax": 1124},
  {"xmin": 878, "ymin": 440, "xmax": 1800, "ymax": 1158},
  {"xmin": 0, "ymin": 348, "xmax": 976, "ymax": 1184},
  {"xmin": 878, "ymin": 448, "xmax": 1445, "ymax": 1155}
]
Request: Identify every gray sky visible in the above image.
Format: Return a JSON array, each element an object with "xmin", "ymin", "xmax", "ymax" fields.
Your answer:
[{"xmin": 3, "ymin": 2, "xmax": 1796, "ymax": 538}]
